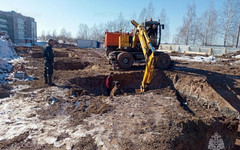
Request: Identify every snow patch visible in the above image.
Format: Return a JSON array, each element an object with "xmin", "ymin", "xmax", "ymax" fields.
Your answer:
[
  {"xmin": 233, "ymin": 55, "xmax": 240, "ymax": 59},
  {"xmin": 171, "ymin": 55, "xmax": 216, "ymax": 63},
  {"xmin": 0, "ymin": 35, "xmax": 18, "ymax": 83}
]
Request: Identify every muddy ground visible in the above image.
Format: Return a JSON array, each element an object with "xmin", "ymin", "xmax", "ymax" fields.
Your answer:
[{"xmin": 0, "ymin": 46, "xmax": 240, "ymax": 150}]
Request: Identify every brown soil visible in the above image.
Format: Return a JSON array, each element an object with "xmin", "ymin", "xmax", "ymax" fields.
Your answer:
[
  {"xmin": 1, "ymin": 46, "xmax": 240, "ymax": 149},
  {"xmin": 54, "ymin": 58, "xmax": 91, "ymax": 70}
]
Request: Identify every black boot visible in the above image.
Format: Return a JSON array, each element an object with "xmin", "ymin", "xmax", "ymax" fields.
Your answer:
[
  {"xmin": 48, "ymin": 75, "xmax": 55, "ymax": 86},
  {"xmin": 44, "ymin": 76, "xmax": 48, "ymax": 84}
]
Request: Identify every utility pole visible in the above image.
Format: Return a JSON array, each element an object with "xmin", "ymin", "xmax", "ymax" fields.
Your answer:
[{"xmin": 236, "ymin": 22, "xmax": 240, "ymax": 48}]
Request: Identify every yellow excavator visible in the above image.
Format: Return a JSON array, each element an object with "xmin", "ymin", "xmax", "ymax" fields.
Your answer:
[
  {"xmin": 131, "ymin": 20, "xmax": 171, "ymax": 92},
  {"xmin": 105, "ymin": 19, "xmax": 171, "ymax": 93}
]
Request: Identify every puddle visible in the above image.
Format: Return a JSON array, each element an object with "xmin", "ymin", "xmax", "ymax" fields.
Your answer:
[
  {"xmin": 57, "ymin": 102, "xmax": 70, "ymax": 115},
  {"xmin": 74, "ymin": 101, "xmax": 79, "ymax": 107},
  {"xmin": 84, "ymin": 100, "xmax": 89, "ymax": 112},
  {"xmin": 47, "ymin": 97, "xmax": 58, "ymax": 105}
]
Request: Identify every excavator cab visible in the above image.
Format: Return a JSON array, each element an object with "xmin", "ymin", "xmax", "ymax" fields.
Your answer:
[{"xmin": 144, "ymin": 20, "xmax": 164, "ymax": 49}]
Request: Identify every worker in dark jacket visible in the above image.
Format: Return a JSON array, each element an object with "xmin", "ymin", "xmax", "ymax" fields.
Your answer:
[
  {"xmin": 147, "ymin": 24, "xmax": 157, "ymax": 37},
  {"xmin": 43, "ymin": 39, "xmax": 55, "ymax": 86},
  {"xmin": 106, "ymin": 72, "xmax": 114, "ymax": 96}
]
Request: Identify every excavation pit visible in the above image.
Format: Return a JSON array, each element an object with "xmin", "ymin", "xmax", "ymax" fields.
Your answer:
[
  {"xmin": 69, "ymin": 70, "xmax": 239, "ymax": 116},
  {"xmin": 54, "ymin": 59, "xmax": 90, "ymax": 70},
  {"xmin": 31, "ymin": 51, "xmax": 69, "ymax": 58}
]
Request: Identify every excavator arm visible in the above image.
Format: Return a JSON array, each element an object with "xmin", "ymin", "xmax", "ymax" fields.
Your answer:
[{"xmin": 131, "ymin": 20, "xmax": 160, "ymax": 93}]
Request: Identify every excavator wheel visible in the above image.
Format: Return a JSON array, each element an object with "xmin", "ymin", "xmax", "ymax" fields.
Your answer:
[
  {"xmin": 155, "ymin": 52, "xmax": 171, "ymax": 69},
  {"xmin": 105, "ymin": 47, "xmax": 112, "ymax": 57},
  {"xmin": 117, "ymin": 52, "xmax": 134, "ymax": 69},
  {"xmin": 105, "ymin": 47, "xmax": 118, "ymax": 57}
]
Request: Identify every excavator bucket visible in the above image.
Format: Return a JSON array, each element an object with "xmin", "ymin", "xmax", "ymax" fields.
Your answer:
[
  {"xmin": 135, "ymin": 85, "xmax": 146, "ymax": 93},
  {"xmin": 135, "ymin": 89, "xmax": 143, "ymax": 93}
]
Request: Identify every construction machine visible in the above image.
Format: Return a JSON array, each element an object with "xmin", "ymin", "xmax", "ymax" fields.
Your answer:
[{"xmin": 105, "ymin": 19, "xmax": 171, "ymax": 92}]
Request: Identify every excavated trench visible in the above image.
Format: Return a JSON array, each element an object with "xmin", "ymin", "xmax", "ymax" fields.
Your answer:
[
  {"xmin": 69, "ymin": 70, "xmax": 239, "ymax": 115},
  {"xmin": 31, "ymin": 51, "xmax": 69, "ymax": 58},
  {"xmin": 54, "ymin": 59, "xmax": 90, "ymax": 70},
  {"xmin": 68, "ymin": 70, "xmax": 239, "ymax": 149}
]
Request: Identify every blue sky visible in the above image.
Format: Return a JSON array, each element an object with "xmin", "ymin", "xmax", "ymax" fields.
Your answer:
[{"xmin": 0, "ymin": 0, "xmax": 224, "ymax": 39}]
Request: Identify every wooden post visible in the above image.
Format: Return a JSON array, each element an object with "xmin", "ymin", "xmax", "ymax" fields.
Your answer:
[
  {"xmin": 208, "ymin": 48, "xmax": 213, "ymax": 55},
  {"xmin": 198, "ymin": 47, "xmax": 200, "ymax": 52},
  {"xmin": 224, "ymin": 49, "xmax": 227, "ymax": 54},
  {"xmin": 236, "ymin": 22, "xmax": 240, "ymax": 48}
]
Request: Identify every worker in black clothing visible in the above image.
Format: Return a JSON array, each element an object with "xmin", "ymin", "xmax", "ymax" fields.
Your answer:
[
  {"xmin": 147, "ymin": 24, "xmax": 157, "ymax": 46},
  {"xmin": 147, "ymin": 24, "xmax": 157, "ymax": 38},
  {"xmin": 42, "ymin": 39, "xmax": 55, "ymax": 86}
]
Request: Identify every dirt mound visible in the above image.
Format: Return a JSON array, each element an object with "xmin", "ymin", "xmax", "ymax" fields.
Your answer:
[
  {"xmin": 72, "ymin": 134, "xmax": 97, "ymax": 150},
  {"xmin": 173, "ymin": 117, "xmax": 238, "ymax": 150},
  {"xmin": 54, "ymin": 59, "xmax": 90, "ymax": 70},
  {"xmin": 68, "ymin": 87, "xmax": 90, "ymax": 97},
  {"xmin": 31, "ymin": 51, "xmax": 69, "ymax": 58}
]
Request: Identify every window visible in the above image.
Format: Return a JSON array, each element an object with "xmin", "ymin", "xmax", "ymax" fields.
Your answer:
[
  {"xmin": 0, "ymin": 18, "xmax": 7, "ymax": 23},
  {"xmin": 0, "ymin": 24, "xmax": 8, "ymax": 29},
  {"xmin": 17, "ymin": 18, "xmax": 25, "ymax": 40}
]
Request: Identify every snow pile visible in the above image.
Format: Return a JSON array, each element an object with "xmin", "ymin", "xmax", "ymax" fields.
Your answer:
[
  {"xmin": 233, "ymin": 55, "xmax": 240, "ymax": 59},
  {"xmin": 0, "ymin": 35, "xmax": 18, "ymax": 83},
  {"xmin": 0, "ymin": 35, "xmax": 16, "ymax": 59},
  {"xmin": 171, "ymin": 55, "xmax": 216, "ymax": 63},
  {"xmin": 230, "ymin": 60, "xmax": 240, "ymax": 65}
]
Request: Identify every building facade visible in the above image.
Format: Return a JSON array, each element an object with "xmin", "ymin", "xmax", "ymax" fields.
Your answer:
[{"xmin": 0, "ymin": 10, "xmax": 37, "ymax": 46}]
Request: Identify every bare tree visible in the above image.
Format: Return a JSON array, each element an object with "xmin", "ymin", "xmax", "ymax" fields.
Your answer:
[
  {"xmin": 199, "ymin": 2, "xmax": 218, "ymax": 46},
  {"xmin": 174, "ymin": 3, "xmax": 197, "ymax": 45},
  {"xmin": 106, "ymin": 21, "xmax": 117, "ymax": 32},
  {"xmin": 221, "ymin": 0, "xmax": 240, "ymax": 46},
  {"xmin": 59, "ymin": 28, "xmax": 67, "ymax": 43},
  {"xmin": 41, "ymin": 31, "xmax": 46, "ymax": 41},
  {"xmin": 158, "ymin": 9, "xmax": 170, "ymax": 43},
  {"xmin": 77, "ymin": 24, "xmax": 89, "ymax": 40},
  {"xmin": 138, "ymin": 8, "xmax": 147, "ymax": 23},
  {"xmin": 46, "ymin": 31, "xmax": 52, "ymax": 41},
  {"xmin": 52, "ymin": 29, "xmax": 57, "ymax": 39},
  {"xmin": 146, "ymin": 1, "xmax": 155, "ymax": 20},
  {"xmin": 90, "ymin": 24, "xmax": 102, "ymax": 41}
]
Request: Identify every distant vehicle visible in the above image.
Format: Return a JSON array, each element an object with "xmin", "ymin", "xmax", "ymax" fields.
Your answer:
[{"xmin": 77, "ymin": 39, "xmax": 100, "ymax": 48}]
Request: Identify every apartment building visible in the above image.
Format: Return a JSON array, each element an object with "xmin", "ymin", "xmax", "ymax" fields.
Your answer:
[{"xmin": 0, "ymin": 10, "xmax": 37, "ymax": 46}]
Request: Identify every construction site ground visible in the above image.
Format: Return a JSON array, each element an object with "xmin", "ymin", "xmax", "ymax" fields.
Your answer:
[{"xmin": 0, "ymin": 46, "xmax": 240, "ymax": 150}]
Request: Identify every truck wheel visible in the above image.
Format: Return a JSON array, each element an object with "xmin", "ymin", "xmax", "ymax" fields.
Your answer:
[
  {"xmin": 117, "ymin": 52, "xmax": 134, "ymax": 69},
  {"xmin": 155, "ymin": 52, "xmax": 171, "ymax": 69}
]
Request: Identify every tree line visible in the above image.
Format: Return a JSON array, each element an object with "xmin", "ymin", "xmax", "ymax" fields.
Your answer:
[
  {"xmin": 39, "ymin": 2, "xmax": 169, "ymax": 44},
  {"xmin": 39, "ymin": 0, "xmax": 240, "ymax": 47},
  {"xmin": 174, "ymin": 0, "xmax": 240, "ymax": 47}
]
